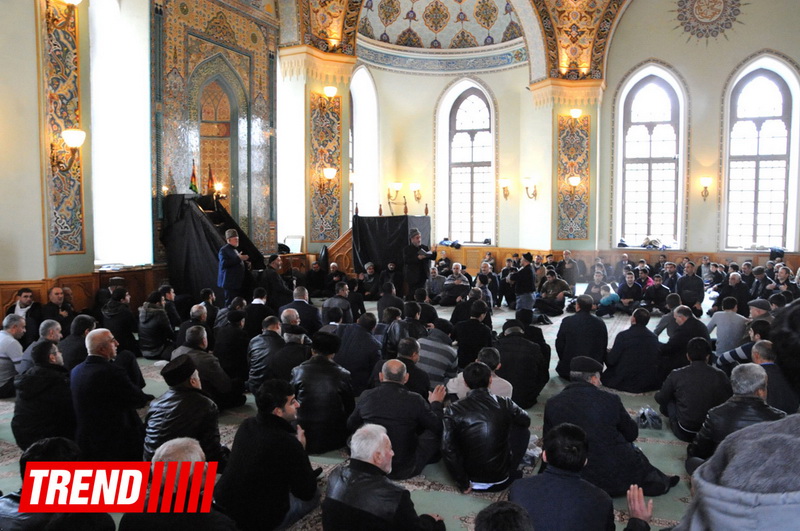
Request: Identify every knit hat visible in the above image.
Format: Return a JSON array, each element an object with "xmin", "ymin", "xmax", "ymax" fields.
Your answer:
[
  {"xmin": 161, "ymin": 355, "xmax": 196, "ymax": 386},
  {"xmin": 225, "ymin": 229, "xmax": 238, "ymax": 239},
  {"xmin": 570, "ymin": 356, "xmax": 603, "ymax": 373},
  {"xmin": 748, "ymin": 299, "xmax": 771, "ymax": 311}
]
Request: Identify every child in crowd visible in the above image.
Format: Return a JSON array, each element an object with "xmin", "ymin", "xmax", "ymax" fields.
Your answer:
[{"xmin": 595, "ymin": 285, "xmax": 619, "ymax": 318}]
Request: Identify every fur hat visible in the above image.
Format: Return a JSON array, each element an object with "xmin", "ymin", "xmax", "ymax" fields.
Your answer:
[
  {"xmin": 570, "ymin": 356, "xmax": 603, "ymax": 373},
  {"xmin": 161, "ymin": 355, "xmax": 196, "ymax": 386},
  {"xmin": 225, "ymin": 229, "xmax": 238, "ymax": 239},
  {"xmin": 409, "ymin": 228, "xmax": 421, "ymax": 239}
]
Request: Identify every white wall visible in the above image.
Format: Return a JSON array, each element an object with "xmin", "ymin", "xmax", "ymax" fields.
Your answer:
[
  {"xmin": 601, "ymin": 0, "xmax": 800, "ymax": 253},
  {"xmin": 0, "ymin": 1, "xmax": 45, "ymax": 280}
]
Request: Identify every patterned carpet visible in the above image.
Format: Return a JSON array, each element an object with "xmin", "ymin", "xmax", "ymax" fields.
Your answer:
[{"xmin": 0, "ymin": 288, "xmax": 716, "ymax": 529}]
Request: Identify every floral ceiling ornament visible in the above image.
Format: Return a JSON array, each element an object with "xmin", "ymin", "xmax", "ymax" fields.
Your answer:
[{"xmin": 674, "ymin": 0, "xmax": 747, "ymax": 42}]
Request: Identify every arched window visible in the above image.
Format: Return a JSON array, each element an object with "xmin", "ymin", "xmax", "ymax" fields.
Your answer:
[
  {"xmin": 349, "ymin": 67, "xmax": 380, "ymax": 217},
  {"xmin": 448, "ymin": 88, "xmax": 494, "ymax": 243},
  {"xmin": 618, "ymin": 73, "xmax": 683, "ymax": 247},
  {"xmin": 726, "ymin": 68, "xmax": 794, "ymax": 249}
]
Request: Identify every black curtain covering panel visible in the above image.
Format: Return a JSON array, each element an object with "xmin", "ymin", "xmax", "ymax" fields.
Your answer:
[
  {"xmin": 161, "ymin": 194, "xmax": 264, "ymax": 299},
  {"xmin": 352, "ymin": 215, "xmax": 431, "ymax": 274}
]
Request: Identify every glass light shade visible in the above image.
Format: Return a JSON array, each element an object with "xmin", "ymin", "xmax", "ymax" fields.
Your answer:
[
  {"xmin": 214, "ymin": 182, "xmax": 223, "ymax": 192},
  {"xmin": 699, "ymin": 176, "xmax": 713, "ymax": 188},
  {"xmin": 61, "ymin": 129, "xmax": 86, "ymax": 148},
  {"xmin": 323, "ymin": 86, "xmax": 338, "ymax": 98},
  {"xmin": 522, "ymin": 177, "xmax": 534, "ymax": 189},
  {"xmin": 391, "ymin": 182, "xmax": 403, "ymax": 191},
  {"xmin": 409, "ymin": 183, "xmax": 421, "ymax": 191},
  {"xmin": 570, "ymin": 108, "xmax": 582, "ymax": 119},
  {"xmin": 498, "ymin": 178, "xmax": 511, "ymax": 188},
  {"xmin": 323, "ymin": 167, "xmax": 337, "ymax": 180},
  {"xmin": 567, "ymin": 175, "xmax": 582, "ymax": 187}
]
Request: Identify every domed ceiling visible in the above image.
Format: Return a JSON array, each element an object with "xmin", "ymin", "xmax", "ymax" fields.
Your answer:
[{"xmin": 357, "ymin": 0, "xmax": 524, "ymax": 49}]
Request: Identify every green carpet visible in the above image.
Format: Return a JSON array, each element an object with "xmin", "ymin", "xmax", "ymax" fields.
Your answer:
[{"xmin": 0, "ymin": 288, "xmax": 721, "ymax": 529}]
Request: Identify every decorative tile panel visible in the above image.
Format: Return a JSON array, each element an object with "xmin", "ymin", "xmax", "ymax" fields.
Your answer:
[
  {"xmin": 309, "ymin": 93, "xmax": 342, "ymax": 243},
  {"xmin": 39, "ymin": 0, "xmax": 84, "ymax": 254},
  {"xmin": 557, "ymin": 115, "xmax": 590, "ymax": 240}
]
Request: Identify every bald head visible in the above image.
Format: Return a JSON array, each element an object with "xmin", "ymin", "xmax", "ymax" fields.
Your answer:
[{"xmin": 380, "ymin": 359, "xmax": 408, "ymax": 384}]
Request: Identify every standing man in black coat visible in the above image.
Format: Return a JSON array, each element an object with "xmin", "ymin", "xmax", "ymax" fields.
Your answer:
[
  {"xmin": 403, "ymin": 228, "xmax": 435, "ymax": 300},
  {"xmin": 602, "ymin": 309, "xmax": 661, "ymax": 393},
  {"xmin": 555, "ymin": 295, "xmax": 608, "ymax": 380},
  {"xmin": 215, "ymin": 379, "xmax": 320, "ymax": 531},
  {"xmin": 262, "ymin": 254, "xmax": 294, "ymax": 310},
  {"xmin": 71, "ymin": 328, "xmax": 153, "ymax": 461},
  {"xmin": 291, "ymin": 331, "xmax": 355, "ymax": 453},
  {"xmin": 544, "ymin": 356, "xmax": 678, "ymax": 497},
  {"xmin": 218, "ymin": 229, "xmax": 249, "ymax": 306}
]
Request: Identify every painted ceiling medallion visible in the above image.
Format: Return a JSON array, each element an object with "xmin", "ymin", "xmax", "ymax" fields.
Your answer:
[
  {"xmin": 379, "ymin": 0, "xmax": 402, "ymax": 27},
  {"xmin": 675, "ymin": 0, "xmax": 746, "ymax": 41},
  {"xmin": 423, "ymin": 0, "xmax": 450, "ymax": 33}
]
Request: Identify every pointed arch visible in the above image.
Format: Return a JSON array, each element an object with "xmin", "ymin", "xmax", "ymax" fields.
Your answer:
[{"xmin": 349, "ymin": 65, "xmax": 380, "ymax": 216}]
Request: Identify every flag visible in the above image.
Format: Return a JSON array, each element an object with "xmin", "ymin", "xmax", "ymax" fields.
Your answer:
[
  {"xmin": 189, "ymin": 159, "xmax": 198, "ymax": 193},
  {"xmin": 207, "ymin": 164, "xmax": 215, "ymax": 194}
]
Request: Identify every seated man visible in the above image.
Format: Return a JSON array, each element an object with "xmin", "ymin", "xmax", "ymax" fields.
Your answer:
[
  {"xmin": 349, "ymin": 360, "xmax": 446, "ymax": 479},
  {"xmin": 443, "ymin": 361, "xmax": 531, "ymax": 493},
  {"xmin": 425, "ymin": 267, "xmax": 446, "ymax": 304},
  {"xmin": 333, "ymin": 312, "xmax": 381, "ymax": 395},
  {"xmin": 658, "ymin": 305, "xmax": 710, "ymax": 381},
  {"xmin": 171, "ymin": 325, "xmax": 246, "ymax": 410},
  {"xmin": 715, "ymin": 318, "xmax": 770, "ymax": 375},
  {"xmin": 677, "ymin": 415, "xmax": 800, "ymax": 529},
  {"xmin": 215, "ymin": 380, "xmax": 320, "ymax": 531},
  {"xmin": 0, "ymin": 314, "xmax": 26, "ymax": 398},
  {"xmin": 416, "ymin": 318, "xmax": 458, "ymax": 388},
  {"xmin": 439, "ymin": 262, "xmax": 471, "ymax": 306},
  {"xmin": 474, "ymin": 501, "xmax": 534, "ymax": 531},
  {"xmin": 266, "ymin": 324, "xmax": 312, "ymax": 382},
  {"xmin": 641, "ymin": 274, "xmax": 671, "ymax": 314},
  {"xmin": 119, "ymin": 438, "xmax": 238, "ymax": 530},
  {"xmin": 495, "ymin": 320, "xmax": 548, "ymax": 408},
  {"xmin": 143, "ymin": 355, "xmax": 229, "ymax": 468},
  {"xmin": 213, "ymin": 309, "xmax": 250, "ymax": 382},
  {"xmin": 278, "ymin": 286, "xmax": 323, "ymax": 336},
  {"xmin": 138, "ymin": 291, "xmax": 176, "ymax": 360},
  {"xmin": 11, "ymin": 340, "xmax": 75, "ymax": 450},
  {"xmin": 244, "ymin": 287, "xmax": 277, "ymax": 339},
  {"xmin": 382, "ymin": 301, "xmax": 429, "ymax": 360},
  {"xmin": 4, "ymin": 287, "xmax": 41, "ymax": 349},
  {"xmin": 0, "ymin": 437, "xmax": 114, "ymax": 530},
  {"xmin": 447, "ymin": 347, "xmax": 512, "ymax": 401},
  {"xmin": 290, "ymin": 331, "xmax": 355, "ymax": 453},
  {"xmin": 323, "ymin": 423, "xmax": 445, "ymax": 530},
  {"xmin": 175, "ymin": 304, "xmax": 209, "ymax": 352},
  {"xmin": 453, "ymin": 299, "xmax": 493, "ymax": 368},
  {"xmin": 413, "ymin": 288, "xmax": 439, "ymax": 325},
  {"xmin": 510, "ymin": 423, "xmax": 617, "ymax": 531},
  {"xmin": 652, "ymin": 293, "xmax": 682, "ymax": 338},
  {"xmin": 544, "ymin": 356, "xmax": 678, "ymax": 497},
  {"xmin": 751, "ymin": 339, "xmax": 799, "ymax": 414},
  {"xmin": 615, "ymin": 272, "xmax": 643, "ymax": 315},
  {"xmin": 602, "ymin": 309, "xmax": 661, "ymax": 393},
  {"xmin": 18, "ymin": 318, "xmax": 62, "ymax": 374},
  {"xmin": 555, "ymin": 295, "xmax": 608, "ymax": 380},
  {"xmin": 706, "ymin": 296, "xmax": 748, "ymax": 354},
  {"xmin": 655, "ymin": 338, "xmax": 732, "ymax": 442},
  {"xmin": 323, "ymin": 281, "xmax": 353, "ymax": 324},
  {"xmin": 377, "ymin": 282, "xmax": 405, "ymax": 319},
  {"xmin": 686, "ymin": 363, "xmax": 785, "ymax": 472},
  {"xmin": 247, "ymin": 315, "xmax": 286, "ymax": 393},
  {"xmin": 534, "ymin": 270, "xmax": 572, "ymax": 316}
]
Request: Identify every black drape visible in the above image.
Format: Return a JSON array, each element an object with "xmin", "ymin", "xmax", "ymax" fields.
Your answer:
[{"xmin": 351, "ymin": 215, "xmax": 431, "ymax": 273}]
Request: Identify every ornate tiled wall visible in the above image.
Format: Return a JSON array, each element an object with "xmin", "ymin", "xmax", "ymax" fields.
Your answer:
[
  {"xmin": 557, "ymin": 114, "xmax": 589, "ymax": 240},
  {"xmin": 358, "ymin": 0, "xmax": 522, "ymax": 49},
  {"xmin": 40, "ymin": 0, "xmax": 84, "ymax": 254},
  {"xmin": 153, "ymin": 0, "xmax": 278, "ymax": 251},
  {"xmin": 309, "ymin": 93, "xmax": 342, "ymax": 242}
]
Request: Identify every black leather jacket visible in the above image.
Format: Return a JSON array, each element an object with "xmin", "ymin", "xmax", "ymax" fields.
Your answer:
[
  {"xmin": 143, "ymin": 385, "xmax": 229, "ymax": 467},
  {"xmin": 138, "ymin": 303, "xmax": 175, "ymax": 358},
  {"xmin": 382, "ymin": 318, "xmax": 428, "ymax": 358},
  {"xmin": 443, "ymin": 387, "xmax": 531, "ymax": 490},
  {"xmin": 290, "ymin": 355, "xmax": 354, "ymax": 453},
  {"xmin": 247, "ymin": 330, "xmax": 286, "ymax": 392},
  {"xmin": 12, "ymin": 363, "xmax": 76, "ymax": 450},
  {"xmin": 688, "ymin": 395, "xmax": 785, "ymax": 459}
]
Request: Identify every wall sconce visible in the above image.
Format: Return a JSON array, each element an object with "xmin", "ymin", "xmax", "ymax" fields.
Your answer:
[
  {"xmin": 570, "ymin": 108, "xmax": 582, "ymax": 119},
  {"xmin": 700, "ymin": 176, "xmax": 713, "ymax": 201},
  {"xmin": 387, "ymin": 182, "xmax": 402, "ymax": 201},
  {"xmin": 567, "ymin": 175, "xmax": 582, "ymax": 199},
  {"xmin": 498, "ymin": 178, "xmax": 511, "ymax": 200},
  {"xmin": 213, "ymin": 182, "xmax": 227, "ymax": 201},
  {"xmin": 522, "ymin": 178, "xmax": 537, "ymax": 200},
  {"xmin": 50, "ymin": 128, "xmax": 86, "ymax": 173},
  {"xmin": 323, "ymin": 86, "xmax": 338, "ymax": 98},
  {"xmin": 161, "ymin": 185, "xmax": 169, "ymax": 196},
  {"xmin": 409, "ymin": 183, "xmax": 422, "ymax": 202}
]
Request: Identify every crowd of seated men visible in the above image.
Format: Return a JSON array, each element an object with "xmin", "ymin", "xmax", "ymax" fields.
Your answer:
[{"xmin": 2, "ymin": 250, "xmax": 799, "ymax": 530}]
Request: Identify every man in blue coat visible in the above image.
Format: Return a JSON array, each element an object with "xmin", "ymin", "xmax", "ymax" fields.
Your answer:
[
  {"xmin": 71, "ymin": 328, "xmax": 153, "ymax": 461},
  {"xmin": 218, "ymin": 229, "xmax": 249, "ymax": 306}
]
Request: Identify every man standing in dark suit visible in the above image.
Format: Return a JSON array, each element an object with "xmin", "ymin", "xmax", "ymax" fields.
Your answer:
[
  {"xmin": 403, "ymin": 228, "xmax": 434, "ymax": 300},
  {"xmin": 218, "ymin": 229, "xmax": 249, "ymax": 306},
  {"xmin": 279, "ymin": 286, "xmax": 323, "ymax": 336},
  {"xmin": 70, "ymin": 328, "xmax": 153, "ymax": 461},
  {"xmin": 262, "ymin": 254, "xmax": 294, "ymax": 310}
]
